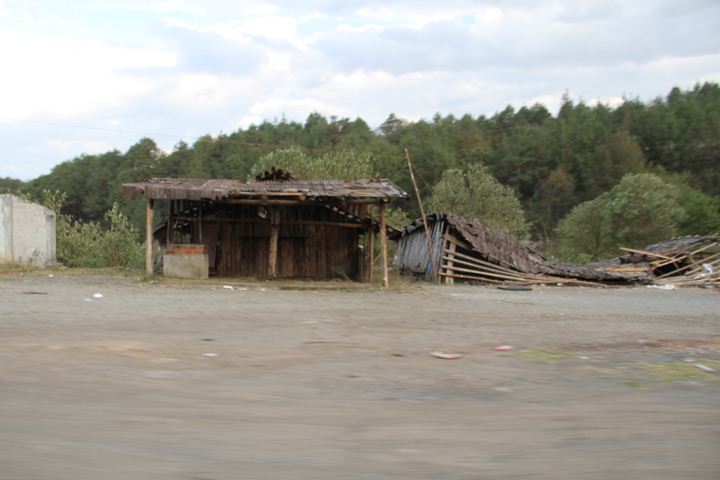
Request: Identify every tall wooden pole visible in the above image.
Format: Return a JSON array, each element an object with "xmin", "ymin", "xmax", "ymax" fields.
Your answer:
[
  {"xmin": 145, "ymin": 197, "xmax": 154, "ymax": 276},
  {"xmin": 405, "ymin": 148, "xmax": 436, "ymax": 282},
  {"xmin": 367, "ymin": 228, "xmax": 375, "ymax": 284},
  {"xmin": 379, "ymin": 202, "xmax": 389, "ymax": 288}
]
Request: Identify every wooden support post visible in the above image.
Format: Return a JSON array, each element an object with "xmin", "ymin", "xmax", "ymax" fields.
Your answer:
[
  {"xmin": 145, "ymin": 197, "xmax": 154, "ymax": 276},
  {"xmin": 445, "ymin": 237, "xmax": 456, "ymax": 285},
  {"xmin": 367, "ymin": 227, "xmax": 375, "ymax": 283},
  {"xmin": 379, "ymin": 203, "xmax": 388, "ymax": 288},
  {"xmin": 166, "ymin": 200, "xmax": 174, "ymax": 245},
  {"xmin": 268, "ymin": 207, "xmax": 280, "ymax": 278}
]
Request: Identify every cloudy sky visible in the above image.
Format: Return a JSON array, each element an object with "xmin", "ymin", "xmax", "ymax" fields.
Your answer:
[{"xmin": 1, "ymin": 0, "xmax": 719, "ymax": 180}]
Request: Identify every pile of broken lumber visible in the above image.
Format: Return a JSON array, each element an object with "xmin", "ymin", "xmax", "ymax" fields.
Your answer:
[
  {"xmin": 439, "ymin": 233, "xmax": 719, "ymax": 288},
  {"xmin": 618, "ymin": 237, "xmax": 720, "ymax": 287}
]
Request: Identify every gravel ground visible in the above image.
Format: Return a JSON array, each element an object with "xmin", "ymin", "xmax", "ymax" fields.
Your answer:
[{"xmin": 1, "ymin": 272, "xmax": 719, "ymax": 479}]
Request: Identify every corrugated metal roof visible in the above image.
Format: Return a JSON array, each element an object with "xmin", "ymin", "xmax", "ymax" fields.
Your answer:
[{"xmin": 122, "ymin": 178, "xmax": 408, "ymax": 201}]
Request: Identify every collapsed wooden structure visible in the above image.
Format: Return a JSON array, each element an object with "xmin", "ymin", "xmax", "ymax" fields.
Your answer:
[
  {"xmin": 122, "ymin": 171, "xmax": 407, "ymax": 284},
  {"xmin": 394, "ymin": 213, "xmax": 719, "ymax": 287}
]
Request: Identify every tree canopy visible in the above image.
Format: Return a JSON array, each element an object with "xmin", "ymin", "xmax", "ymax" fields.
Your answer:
[
  {"xmin": 4, "ymin": 82, "xmax": 717, "ymax": 260},
  {"xmin": 427, "ymin": 164, "xmax": 529, "ymax": 238},
  {"xmin": 556, "ymin": 173, "xmax": 717, "ymax": 262}
]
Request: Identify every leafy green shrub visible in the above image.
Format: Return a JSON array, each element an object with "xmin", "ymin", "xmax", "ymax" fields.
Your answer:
[
  {"xmin": 42, "ymin": 190, "xmax": 143, "ymax": 269},
  {"xmin": 249, "ymin": 147, "xmax": 374, "ymax": 180},
  {"xmin": 427, "ymin": 164, "xmax": 529, "ymax": 238},
  {"xmin": 556, "ymin": 174, "xmax": 687, "ymax": 261}
]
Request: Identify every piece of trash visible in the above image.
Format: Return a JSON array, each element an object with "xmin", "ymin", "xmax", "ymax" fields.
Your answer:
[
  {"xmin": 579, "ymin": 356, "xmax": 590, "ymax": 360},
  {"xmin": 223, "ymin": 285, "xmax": 234, "ymax": 290},
  {"xmin": 431, "ymin": 351, "xmax": 462, "ymax": 359},
  {"xmin": 494, "ymin": 345, "xmax": 513, "ymax": 351},
  {"xmin": 259, "ymin": 288, "xmax": 267, "ymax": 292},
  {"xmin": 237, "ymin": 287, "xmax": 248, "ymax": 291},
  {"xmin": 48, "ymin": 274, "xmax": 54, "ymax": 278},
  {"xmin": 647, "ymin": 284, "xmax": 676, "ymax": 290},
  {"xmin": 694, "ymin": 363, "xmax": 715, "ymax": 373},
  {"xmin": 202, "ymin": 353, "xmax": 219, "ymax": 357},
  {"xmin": 93, "ymin": 293, "xmax": 104, "ymax": 298}
]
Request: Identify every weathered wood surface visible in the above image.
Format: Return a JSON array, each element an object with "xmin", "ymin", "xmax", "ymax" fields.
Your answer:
[
  {"xmin": 396, "ymin": 213, "xmax": 719, "ymax": 286},
  {"xmin": 380, "ymin": 203, "xmax": 388, "ymax": 288},
  {"xmin": 207, "ymin": 204, "xmax": 362, "ymax": 281},
  {"xmin": 145, "ymin": 198, "xmax": 154, "ymax": 276}
]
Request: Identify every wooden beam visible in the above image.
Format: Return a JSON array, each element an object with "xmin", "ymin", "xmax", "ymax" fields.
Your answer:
[
  {"xmin": 223, "ymin": 199, "xmax": 306, "ymax": 206},
  {"xmin": 618, "ymin": 247, "xmax": 674, "ymax": 260},
  {"xmin": 379, "ymin": 203, "xmax": 388, "ymax": 288},
  {"xmin": 166, "ymin": 200, "xmax": 174, "ymax": 245},
  {"xmin": 145, "ymin": 197, "xmax": 154, "ymax": 276},
  {"xmin": 268, "ymin": 207, "xmax": 280, "ymax": 278},
  {"xmin": 445, "ymin": 239, "xmax": 456, "ymax": 285},
  {"xmin": 368, "ymin": 228, "xmax": 375, "ymax": 283},
  {"xmin": 345, "ymin": 199, "xmax": 384, "ymax": 205},
  {"xmin": 172, "ymin": 217, "xmax": 368, "ymax": 229}
]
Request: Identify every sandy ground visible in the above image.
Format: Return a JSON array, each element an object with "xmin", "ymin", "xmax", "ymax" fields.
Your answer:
[{"xmin": 0, "ymin": 272, "xmax": 719, "ymax": 479}]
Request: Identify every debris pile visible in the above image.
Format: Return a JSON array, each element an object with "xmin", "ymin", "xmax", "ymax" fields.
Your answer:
[
  {"xmin": 612, "ymin": 237, "xmax": 720, "ymax": 287},
  {"xmin": 394, "ymin": 213, "xmax": 719, "ymax": 287}
]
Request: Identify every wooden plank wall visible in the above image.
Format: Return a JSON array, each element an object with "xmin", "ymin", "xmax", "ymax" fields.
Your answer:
[{"xmin": 199, "ymin": 204, "xmax": 361, "ymax": 280}]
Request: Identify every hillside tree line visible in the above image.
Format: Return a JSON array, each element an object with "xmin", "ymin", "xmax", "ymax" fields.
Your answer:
[{"xmin": 2, "ymin": 82, "xmax": 718, "ymax": 264}]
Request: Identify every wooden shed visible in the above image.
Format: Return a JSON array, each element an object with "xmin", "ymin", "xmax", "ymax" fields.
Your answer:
[{"xmin": 122, "ymin": 170, "xmax": 407, "ymax": 284}]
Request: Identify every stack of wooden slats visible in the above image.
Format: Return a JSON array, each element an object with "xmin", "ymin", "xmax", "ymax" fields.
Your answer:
[
  {"xmin": 438, "ymin": 232, "xmax": 719, "ymax": 288},
  {"xmin": 439, "ymin": 233, "xmax": 603, "ymax": 287},
  {"xmin": 646, "ymin": 240, "xmax": 720, "ymax": 287}
]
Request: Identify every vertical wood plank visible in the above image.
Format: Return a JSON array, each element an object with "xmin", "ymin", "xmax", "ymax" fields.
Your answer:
[
  {"xmin": 367, "ymin": 228, "xmax": 375, "ymax": 283},
  {"xmin": 379, "ymin": 203, "xmax": 388, "ymax": 288},
  {"xmin": 445, "ymin": 237, "xmax": 456, "ymax": 285},
  {"xmin": 268, "ymin": 207, "xmax": 280, "ymax": 278},
  {"xmin": 145, "ymin": 197, "xmax": 154, "ymax": 276},
  {"xmin": 166, "ymin": 200, "xmax": 174, "ymax": 245}
]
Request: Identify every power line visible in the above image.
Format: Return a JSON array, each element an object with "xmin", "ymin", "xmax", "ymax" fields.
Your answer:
[{"xmin": 6, "ymin": 118, "xmax": 187, "ymax": 139}]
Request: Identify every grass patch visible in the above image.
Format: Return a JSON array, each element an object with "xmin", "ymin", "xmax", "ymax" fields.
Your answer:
[
  {"xmin": 640, "ymin": 362, "xmax": 718, "ymax": 382},
  {"xmin": 515, "ymin": 348, "xmax": 574, "ymax": 362},
  {"xmin": 618, "ymin": 379, "xmax": 646, "ymax": 389}
]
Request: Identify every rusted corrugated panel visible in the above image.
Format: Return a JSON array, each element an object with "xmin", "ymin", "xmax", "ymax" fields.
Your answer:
[{"xmin": 122, "ymin": 178, "xmax": 408, "ymax": 201}]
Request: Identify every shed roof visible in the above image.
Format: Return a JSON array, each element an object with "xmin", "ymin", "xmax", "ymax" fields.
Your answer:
[{"xmin": 122, "ymin": 177, "xmax": 408, "ymax": 202}]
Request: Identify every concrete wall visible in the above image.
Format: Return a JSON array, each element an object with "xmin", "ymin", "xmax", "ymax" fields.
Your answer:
[
  {"xmin": 0, "ymin": 195, "xmax": 57, "ymax": 267},
  {"xmin": 163, "ymin": 244, "xmax": 209, "ymax": 278}
]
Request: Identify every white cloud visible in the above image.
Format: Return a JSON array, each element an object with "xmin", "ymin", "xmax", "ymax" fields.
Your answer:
[
  {"xmin": 0, "ymin": 27, "xmax": 176, "ymax": 122},
  {"xmin": 1, "ymin": 0, "xmax": 720, "ymax": 180}
]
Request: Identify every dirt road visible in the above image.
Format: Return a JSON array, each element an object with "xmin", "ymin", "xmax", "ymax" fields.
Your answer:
[{"xmin": 1, "ymin": 273, "xmax": 719, "ymax": 479}]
